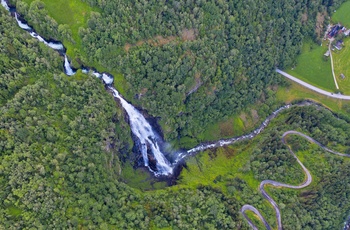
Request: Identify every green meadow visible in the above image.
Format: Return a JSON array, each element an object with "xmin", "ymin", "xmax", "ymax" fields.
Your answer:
[
  {"xmin": 178, "ymin": 142, "xmax": 261, "ymax": 190},
  {"xmin": 333, "ymin": 38, "xmax": 350, "ymax": 95},
  {"xmin": 284, "ymin": 0, "xmax": 350, "ymax": 95},
  {"xmin": 286, "ymin": 40, "xmax": 336, "ymax": 92},
  {"xmin": 276, "ymin": 80, "xmax": 350, "ymax": 115},
  {"xmin": 21, "ymin": 0, "xmax": 96, "ymax": 56},
  {"xmin": 332, "ymin": 1, "xmax": 350, "ymax": 95},
  {"xmin": 332, "ymin": 0, "xmax": 350, "ymax": 27}
]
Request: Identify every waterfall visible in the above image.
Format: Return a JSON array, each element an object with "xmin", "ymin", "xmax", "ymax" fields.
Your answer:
[
  {"xmin": 14, "ymin": 13, "xmax": 32, "ymax": 30},
  {"xmin": 109, "ymin": 87, "xmax": 173, "ymax": 175},
  {"xmin": 1, "ymin": 1, "xmax": 175, "ymax": 175},
  {"xmin": 1, "ymin": 0, "xmax": 9, "ymax": 11},
  {"xmin": 1, "ymin": 1, "xmax": 324, "ymax": 177},
  {"xmin": 64, "ymin": 55, "xmax": 76, "ymax": 76}
]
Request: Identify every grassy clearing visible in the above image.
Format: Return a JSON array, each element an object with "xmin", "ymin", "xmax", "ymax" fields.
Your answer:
[
  {"xmin": 331, "ymin": 1, "xmax": 350, "ymax": 95},
  {"xmin": 286, "ymin": 40, "xmax": 336, "ymax": 92},
  {"xmin": 22, "ymin": 0, "xmax": 96, "ymax": 56},
  {"xmin": 333, "ymin": 38, "xmax": 350, "ymax": 94},
  {"xmin": 276, "ymin": 79, "xmax": 350, "ymax": 114},
  {"xmin": 7, "ymin": 206, "xmax": 22, "ymax": 217},
  {"xmin": 178, "ymin": 142, "xmax": 260, "ymax": 191},
  {"xmin": 173, "ymin": 110, "xmax": 251, "ymax": 149},
  {"xmin": 196, "ymin": 108, "xmax": 259, "ymax": 143},
  {"xmin": 332, "ymin": 0, "xmax": 350, "ymax": 27}
]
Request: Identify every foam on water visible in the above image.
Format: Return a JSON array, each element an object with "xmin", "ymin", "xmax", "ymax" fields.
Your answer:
[
  {"xmin": 47, "ymin": 42, "xmax": 64, "ymax": 50},
  {"xmin": 64, "ymin": 55, "xmax": 76, "ymax": 76},
  {"xmin": 0, "ymin": 0, "xmax": 179, "ymax": 176},
  {"xmin": 109, "ymin": 87, "xmax": 173, "ymax": 175},
  {"xmin": 1, "ymin": 0, "xmax": 9, "ymax": 11},
  {"xmin": 102, "ymin": 73, "xmax": 113, "ymax": 85},
  {"xmin": 15, "ymin": 13, "xmax": 32, "ymax": 30}
]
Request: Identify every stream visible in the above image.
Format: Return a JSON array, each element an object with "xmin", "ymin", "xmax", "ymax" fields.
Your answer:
[
  {"xmin": 0, "ymin": 0, "xmax": 337, "ymax": 177},
  {"xmin": 1, "ymin": 0, "xmax": 174, "ymax": 175},
  {"xmin": 2, "ymin": 1, "xmax": 350, "ymax": 228}
]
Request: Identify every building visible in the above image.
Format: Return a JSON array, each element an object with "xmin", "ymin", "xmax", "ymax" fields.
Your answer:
[
  {"xmin": 324, "ymin": 50, "xmax": 330, "ymax": 57},
  {"xmin": 334, "ymin": 40, "xmax": 344, "ymax": 50}
]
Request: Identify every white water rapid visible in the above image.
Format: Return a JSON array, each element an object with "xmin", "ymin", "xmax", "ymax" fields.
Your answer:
[
  {"xmin": 109, "ymin": 87, "xmax": 173, "ymax": 175},
  {"xmin": 14, "ymin": 12, "xmax": 32, "ymax": 30},
  {"xmin": 1, "ymin": 1, "xmax": 333, "ymax": 178},
  {"xmin": 64, "ymin": 55, "xmax": 76, "ymax": 76},
  {"xmin": 1, "ymin": 0, "xmax": 9, "ymax": 11},
  {"xmin": 1, "ymin": 1, "xmax": 175, "ymax": 175}
]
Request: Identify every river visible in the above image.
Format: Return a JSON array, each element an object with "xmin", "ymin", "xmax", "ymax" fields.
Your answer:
[
  {"xmin": 0, "ymin": 0, "xmax": 341, "ymax": 176},
  {"xmin": 2, "ymin": 1, "xmax": 350, "ymax": 229}
]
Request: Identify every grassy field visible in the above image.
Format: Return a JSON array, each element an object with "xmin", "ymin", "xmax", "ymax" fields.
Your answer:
[
  {"xmin": 286, "ymin": 40, "xmax": 336, "ymax": 92},
  {"xmin": 197, "ymin": 115, "xmax": 246, "ymax": 142},
  {"xmin": 332, "ymin": 0, "xmax": 350, "ymax": 27},
  {"xmin": 276, "ymin": 79, "xmax": 350, "ymax": 114},
  {"xmin": 178, "ymin": 142, "xmax": 260, "ymax": 190},
  {"xmin": 333, "ymin": 36, "xmax": 350, "ymax": 95},
  {"xmin": 331, "ymin": 0, "xmax": 350, "ymax": 94}
]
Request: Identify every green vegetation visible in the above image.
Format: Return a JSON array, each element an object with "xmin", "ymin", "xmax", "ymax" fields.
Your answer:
[
  {"xmin": 177, "ymin": 105, "xmax": 350, "ymax": 229},
  {"xmin": 3, "ymin": 0, "xmax": 350, "ymax": 229},
  {"xmin": 330, "ymin": 0, "xmax": 350, "ymax": 94},
  {"xmin": 120, "ymin": 163, "xmax": 168, "ymax": 190},
  {"xmin": 276, "ymin": 80, "xmax": 350, "ymax": 114},
  {"xmin": 333, "ymin": 35, "xmax": 350, "ymax": 94},
  {"xmin": 286, "ymin": 40, "xmax": 336, "ymax": 92},
  {"xmin": 0, "ymin": 10, "xmax": 243, "ymax": 229},
  {"xmin": 332, "ymin": 0, "xmax": 350, "ymax": 27},
  {"xmin": 16, "ymin": 0, "xmax": 96, "ymax": 60},
  {"xmin": 287, "ymin": 0, "xmax": 350, "ymax": 95},
  {"xmin": 14, "ymin": 0, "xmax": 348, "ymax": 147}
]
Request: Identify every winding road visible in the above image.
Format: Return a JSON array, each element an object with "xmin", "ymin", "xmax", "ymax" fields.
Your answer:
[
  {"xmin": 2, "ymin": 2, "xmax": 350, "ymax": 227},
  {"xmin": 241, "ymin": 131, "xmax": 350, "ymax": 230},
  {"xmin": 276, "ymin": 69, "xmax": 350, "ymax": 100}
]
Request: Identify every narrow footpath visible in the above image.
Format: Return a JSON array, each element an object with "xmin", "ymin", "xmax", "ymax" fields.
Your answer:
[{"xmin": 329, "ymin": 41, "xmax": 340, "ymax": 89}]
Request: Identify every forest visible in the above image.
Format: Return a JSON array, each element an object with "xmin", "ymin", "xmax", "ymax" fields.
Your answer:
[
  {"xmin": 11, "ymin": 0, "xmax": 347, "ymax": 146},
  {"xmin": 1, "ymin": 0, "xmax": 350, "ymax": 229}
]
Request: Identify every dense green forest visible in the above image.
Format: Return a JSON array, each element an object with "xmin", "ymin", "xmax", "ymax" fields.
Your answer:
[
  {"xmin": 2, "ymin": 0, "xmax": 350, "ymax": 229},
  {"xmin": 12, "ymin": 0, "xmax": 347, "ymax": 146}
]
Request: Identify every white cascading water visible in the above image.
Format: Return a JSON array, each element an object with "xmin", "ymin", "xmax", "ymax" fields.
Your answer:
[
  {"xmin": 2, "ymin": 1, "xmax": 174, "ymax": 176},
  {"xmin": 102, "ymin": 73, "xmax": 114, "ymax": 85},
  {"xmin": 47, "ymin": 41, "xmax": 65, "ymax": 50},
  {"xmin": 14, "ymin": 12, "xmax": 31, "ymax": 30},
  {"xmin": 108, "ymin": 87, "xmax": 173, "ymax": 175},
  {"xmin": 1, "ymin": 0, "xmax": 9, "ymax": 11},
  {"xmin": 2, "ymin": 1, "xmax": 315, "ymax": 177},
  {"xmin": 64, "ymin": 55, "xmax": 76, "ymax": 76}
]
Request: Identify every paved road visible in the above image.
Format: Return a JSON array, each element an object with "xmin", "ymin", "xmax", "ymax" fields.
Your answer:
[
  {"xmin": 276, "ymin": 69, "xmax": 350, "ymax": 100},
  {"xmin": 241, "ymin": 131, "xmax": 350, "ymax": 230}
]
